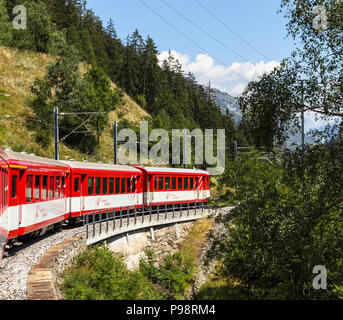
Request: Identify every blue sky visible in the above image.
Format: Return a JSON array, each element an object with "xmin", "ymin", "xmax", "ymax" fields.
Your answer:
[
  {"xmin": 87, "ymin": 0, "xmax": 296, "ymax": 65},
  {"xmin": 86, "ymin": 0, "xmax": 332, "ymax": 131},
  {"xmin": 86, "ymin": 0, "xmax": 297, "ymax": 94}
]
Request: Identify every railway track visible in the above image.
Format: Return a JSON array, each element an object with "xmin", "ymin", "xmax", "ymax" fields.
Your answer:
[{"xmin": 0, "ymin": 222, "xmax": 85, "ymax": 300}]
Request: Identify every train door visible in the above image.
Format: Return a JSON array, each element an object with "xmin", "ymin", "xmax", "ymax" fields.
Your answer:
[
  {"xmin": 9, "ymin": 168, "xmax": 24, "ymax": 228},
  {"xmin": 0, "ymin": 165, "xmax": 9, "ymax": 259},
  {"xmin": 196, "ymin": 176, "xmax": 200, "ymax": 200},
  {"xmin": 72, "ymin": 174, "xmax": 84, "ymax": 216}
]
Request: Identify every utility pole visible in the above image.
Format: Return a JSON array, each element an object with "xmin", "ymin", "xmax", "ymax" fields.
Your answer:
[
  {"xmin": 113, "ymin": 121, "xmax": 118, "ymax": 165},
  {"xmin": 300, "ymin": 79, "xmax": 305, "ymax": 152},
  {"xmin": 234, "ymin": 140, "xmax": 238, "ymax": 160},
  {"xmin": 183, "ymin": 129, "xmax": 187, "ymax": 168},
  {"xmin": 54, "ymin": 110, "xmax": 106, "ymax": 161},
  {"xmin": 54, "ymin": 107, "xmax": 59, "ymax": 161}
]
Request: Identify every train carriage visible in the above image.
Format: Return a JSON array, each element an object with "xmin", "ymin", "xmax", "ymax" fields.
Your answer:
[
  {"xmin": 5, "ymin": 150, "xmax": 69, "ymax": 240},
  {"xmin": 135, "ymin": 167, "xmax": 210, "ymax": 207},
  {"xmin": 61, "ymin": 160, "xmax": 144, "ymax": 219},
  {"xmin": 0, "ymin": 147, "xmax": 9, "ymax": 259},
  {"xmin": 0, "ymin": 146, "xmax": 212, "ymax": 260}
]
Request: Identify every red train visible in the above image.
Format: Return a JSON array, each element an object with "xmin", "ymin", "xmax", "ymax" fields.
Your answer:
[{"xmin": 0, "ymin": 147, "xmax": 210, "ymax": 259}]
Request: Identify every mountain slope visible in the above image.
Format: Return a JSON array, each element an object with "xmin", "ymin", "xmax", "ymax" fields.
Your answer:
[
  {"xmin": 210, "ymin": 88, "xmax": 242, "ymax": 123},
  {"xmin": 0, "ymin": 46, "xmax": 150, "ymax": 162}
]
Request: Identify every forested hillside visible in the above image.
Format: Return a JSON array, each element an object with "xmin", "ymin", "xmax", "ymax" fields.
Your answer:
[{"xmin": 0, "ymin": 0, "xmax": 248, "ymax": 162}]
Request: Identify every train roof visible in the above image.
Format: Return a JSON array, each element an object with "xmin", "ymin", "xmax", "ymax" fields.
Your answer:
[
  {"xmin": 135, "ymin": 166, "xmax": 210, "ymax": 175},
  {"xmin": 61, "ymin": 160, "xmax": 142, "ymax": 174},
  {"xmin": 4, "ymin": 149, "xmax": 68, "ymax": 169}
]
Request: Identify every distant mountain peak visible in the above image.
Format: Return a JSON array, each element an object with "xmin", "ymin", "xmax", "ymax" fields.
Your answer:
[{"xmin": 206, "ymin": 87, "xmax": 242, "ymax": 123}]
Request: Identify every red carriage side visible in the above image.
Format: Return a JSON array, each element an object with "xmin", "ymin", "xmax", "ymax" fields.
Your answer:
[
  {"xmin": 61, "ymin": 160, "xmax": 143, "ymax": 219},
  {"xmin": 135, "ymin": 167, "xmax": 210, "ymax": 207},
  {"xmin": 5, "ymin": 150, "xmax": 69, "ymax": 240},
  {"xmin": 0, "ymin": 147, "xmax": 9, "ymax": 259}
]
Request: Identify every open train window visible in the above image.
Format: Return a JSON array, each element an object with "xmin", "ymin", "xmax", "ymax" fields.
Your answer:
[
  {"xmin": 190, "ymin": 177, "xmax": 194, "ymax": 189},
  {"xmin": 88, "ymin": 177, "xmax": 94, "ymax": 195},
  {"xmin": 184, "ymin": 177, "xmax": 188, "ymax": 189},
  {"xmin": 132, "ymin": 177, "xmax": 136, "ymax": 193},
  {"xmin": 26, "ymin": 174, "xmax": 33, "ymax": 203},
  {"xmin": 172, "ymin": 177, "xmax": 176, "ymax": 190},
  {"xmin": 49, "ymin": 176, "xmax": 55, "ymax": 199},
  {"xmin": 11, "ymin": 175, "xmax": 17, "ymax": 199},
  {"xmin": 178, "ymin": 177, "xmax": 182, "ymax": 190},
  {"xmin": 121, "ymin": 178, "xmax": 126, "ymax": 194},
  {"xmin": 55, "ymin": 176, "xmax": 60, "ymax": 198},
  {"xmin": 102, "ymin": 177, "xmax": 108, "ymax": 194},
  {"xmin": 165, "ymin": 177, "xmax": 170, "ymax": 190},
  {"xmin": 62, "ymin": 176, "xmax": 66, "ymax": 197},
  {"xmin": 126, "ymin": 178, "xmax": 130, "ymax": 193},
  {"xmin": 74, "ymin": 177, "xmax": 80, "ymax": 193},
  {"xmin": 109, "ymin": 178, "xmax": 114, "ymax": 194},
  {"xmin": 42, "ymin": 175, "xmax": 48, "ymax": 200},
  {"xmin": 95, "ymin": 177, "xmax": 101, "ymax": 195},
  {"xmin": 158, "ymin": 177, "xmax": 164, "ymax": 190},
  {"xmin": 35, "ymin": 175, "xmax": 41, "ymax": 201},
  {"xmin": 115, "ymin": 177, "xmax": 120, "ymax": 193}
]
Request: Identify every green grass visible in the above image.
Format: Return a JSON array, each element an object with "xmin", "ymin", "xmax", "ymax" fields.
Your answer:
[
  {"xmin": 195, "ymin": 265, "xmax": 249, "ymax": 300},
  {"xmin": 61, "ymin": 219, "xmax": 216, "ymax": 300},
  {"xmin": 62, "ymin": 245, "xmax": 166, "ymax": 300}
]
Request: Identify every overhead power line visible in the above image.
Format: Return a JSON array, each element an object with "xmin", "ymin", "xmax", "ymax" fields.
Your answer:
[
  {"xmin": 195, "ymin": 0, "xmax": 272, "ymax": 62},
  {"xmin": 160, "ymin": 0, "xmax": 250, "ymax": 63},
  {"xmin": 139, "ymin": 0, "xmax": 250, "ymax": 84}
]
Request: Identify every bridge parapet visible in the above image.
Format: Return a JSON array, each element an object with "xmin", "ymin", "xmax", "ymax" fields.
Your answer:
[{"xmin": 84, "ymin": 202, "xmax": 215, "ymax": 245}]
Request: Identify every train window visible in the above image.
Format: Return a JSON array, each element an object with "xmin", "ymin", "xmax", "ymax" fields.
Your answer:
[
  {"xmin": 61, "ymin": 176, "xmax": 65, "ymax": 198},
  {"xmin": 88, "ymin": 177, "xmax": 94, "ymax": 195},
  {"xmin": 26, "ymin": 174, "xmax": 33, "ymax": 203},
  {"xmin": 132, "ymin": 177, "xmax": 136, "ymax": 193},
  {"xmin": 109, "ymin": 178, "xmax": 114, "ymax": 194},
  {"xmin": 184, "ymin": 177, "xmax": 188, "ymax": 189},
  {"xmin": 102, "ymin": 177, "xmax": 108, "ymax": 194},
  {"xmin": 42, "ymin": 175, "xmax": 48, "ymax": 200},
  {"xmin": 165, "ymin": 177, "xmax": 170, "ymax": 190},
  {"xmin": 195, "ymin": 178, "xmax": 198, "ymax": 189},
  {"xmin": 158, "ymin": 177, "xmax": 164, "ymax": 190},
  {"xmin": 95, "ymin": 177, "xmax": 101, "ymax": 195},
  {"xmin": 11, "ymin": 175, "xmax": 17, "ymax": 199},
  {"xmin": 190, "ymin": 177, "xmax": 194, "ymax": 189},
  {"xmin": 126, "ymin": 178, "xmax": 130, "ymax": 193},
  {"xmin": 172, "ymin": 177, "xmax": 176, "ymax": 190},
  {"xmin": 35, "ymin": 175, "xmax": 41, "ymax": 201},
  {"xmin": 178, "ymin": 177, "xmax": 182, "ymax": 190},
  {"xmin": 115, "ymin": 177, "xmax": 120, "ymax": 193},
  {"xmin": 55, "ymin": 176, "xmax": 60, "ymax": 198},
  {"xmin": 49, "ymin": 176, "xmax": 55, "ymax": 199},
  {"xmin": 154, "ymin": 176, "xmax": 157, "ymax": 190},
  {"xmin": 121, "ymin": 178, "xmax": 126, "ymax": 193},
  {"xmin": 74, "ymin": 177, "xmax": 80, "ymax": 193}
]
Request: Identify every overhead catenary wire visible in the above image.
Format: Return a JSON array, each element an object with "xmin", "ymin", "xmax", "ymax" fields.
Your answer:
[
  {"xmin": 160, "ymin": 0, "xmax": 251, "ymax": 63},
  {"xmin": 139, "ymin": 0, "xmax": 250, "ymax": 84},
  {"xmin": 195, "ymin": 0, "xmax": 272, "ymax": 62}
]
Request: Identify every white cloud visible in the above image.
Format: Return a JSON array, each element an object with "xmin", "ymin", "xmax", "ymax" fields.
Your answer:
[{"xmin": 158, "ymin": 50, "xmax": 280, "ymax": 96}]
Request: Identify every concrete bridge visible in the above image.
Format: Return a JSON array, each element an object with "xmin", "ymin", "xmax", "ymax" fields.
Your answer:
[{"xmin": 84, "ymin": 201, "xmax": 216, "ymax": 246}]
